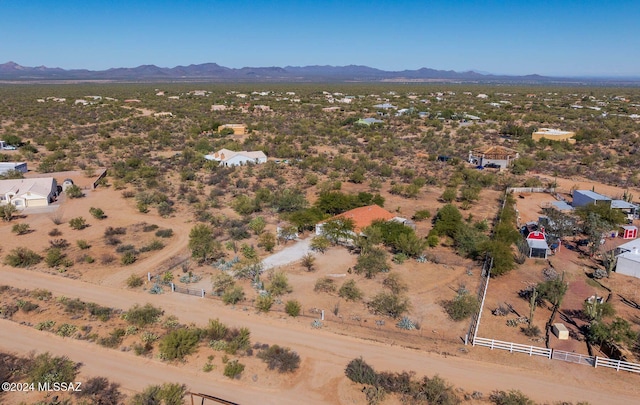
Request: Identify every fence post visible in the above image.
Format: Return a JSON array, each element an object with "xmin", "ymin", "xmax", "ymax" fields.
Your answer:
[
  {"xmin": 594, "ymin": 357, "xmax": 598, "ymax": 368},
  {"xmin": 201, "ymin": 289, "xmax": 205, "ymax": 298},
  {"xmin": 617, "ymin": 360, "xmax": 621, "ymax": 372},
  {"xmin": 464, "ymin": 333, "xmax": 468, "ymax": 345},
  {"xmin": 321, "ymin": 310, "xmax": 325, "ymax": 321},
  {"xmin": 147, "ymin": 272, "xmax": 151, "ymax": 282},
  {"xmin": 171, "ymin": 283, "xmax": 175, "ymax": 292}
]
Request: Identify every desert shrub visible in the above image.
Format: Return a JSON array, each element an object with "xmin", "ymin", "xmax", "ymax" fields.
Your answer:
[
  {"xmin": 48, "ymin": 228, "xmax": 62, "ymax": 236},
  {"xmin": 31, "ymin": 289, "xmax": 52, "ymax": 301},
  {"xmin": 212, "ymin": 272, "xmax": 236, "ymax": 296},
  {"xmin": 76, "ymin": 239, "xmax": 91, "ymax": 250},
  {"xmin": 89, "ymin": 207, "xmax": 106, "ymax": 219},
  {"xmin": 65, "ymin": 185, "xmax": 84, "ymax": 198},
  {"xmin": 26, "ymin": 352, "xmax": 79, "ymax": 384},
  {"xmin": 222, "ymin": 286, "xmax": 245, "ymax": 305},
  {"xmin": 4, "ymin": 247, "xmax": 42, "ymax": 267},
  {"xmin": 63, "ymin": 298, "xmax": 86, "ymax": 314},
  {"xmin": 354, "ymin": 247, "xmax": 390, "ymax": 278},
  {"xmin": 363, "ymin": 385, "xmax": 386, "ymax": 405},
  {"xmin": 140, "ymin": 239, "xmax": 164, "ymax": 252},
  {"xmin": 267, "ymin": 271, "xmax": 292, "ymax": 296},
  {"xmin": 159, "ymin": 328, "xmax": 201, "ymax": 361},
  {"xmin": 412, "ymin": 209, "xmax": 432, "ymax": 221},
  {"xmin": 285, "ymin": 300, "xmax": 301, "ymax": 317},
  {"xmin": 126, "ymin": 275, "xmax": 144, "ymax": 289},
  {"xmin": 104, "ymin": 235, "xmax": 121, "ymax": 246},
  {"xmin": 382, "ymin": 273, "xmax": 408, "ymax": 295},
  {"xmin": 116, "ymin": 244, "xmax": 136, "ymax": 253},
  {"xmin": 143, "ymin": 224, "xmax": 159, "ymax": 232},
  {"xmin": 368, "ymin": 292, "xmax": 410, "ymax": 319},
  {"xmin": 345, "ymin": 357, "xmax": 378, "ymax": 385},
  {"xmin": 87, "ymin": 303, "xmax": 112, "ymax": 321},
  {"xmin": 68, "ymin": 216, "xmax": 87, "ymax": 230},
  {"xmin": 489, "ymin": 390, "xmax": 535, "ymax": 405},
  {"xmin": 11, "ymin": 223, "xmax": 30, "ymax": 235},
  {"xmin": 130, "ymin": 383, "xmax": 186, "ymax": 405},
  {"xmin": 98, "ymin": 328, "xmax": 126, "ymax": 348},
  {"xmin": 521, "ymin": 325, "xmax": 541, "ymax": 337},
  {"xmin": 310, "ymin": 235, "xmax": 331, "ymax": 253},
  {"xmin": 121, "ymin": 251, "xmax": 137, "ymax": 265},
  {"xmin": 256, "ymin": 294, "xmax": 274, "ymax": 312},
  {"xmin": 45, "ymin": 247, "xmax": 70, "ymax": 268},
  {"xmin": 410, "ymin": 375, "xmax": 459, "ymax": 405},
  {"xmin": 104, "ymin": 226, "xmax": 127, "ymax": 236},
  {"xmin": 443, "ymin": 293, "xmax": 479, "ymax": 321},
  {"xmin": 314, "ymin": 277, "xmax": 336, "ymax": 293},
  {"xmin": 48, "ymin": 238, "xmax": 69, "ymax": 249},
  {"xmin": 155, "ymin": 228, "xmax": 174, "ymax": 238},
  {"xmin": 257, "ymin": 345, "xmax": 301, "ymax": 373},
  {"xmin": 205, "ymin": 318, "xmax": 228, "ymax": 341},
  {"xmin": 100, "ymin": 253, "xmax": 116, "ymax": 264},
  {"xmin": 74, "ymin": 376, "xmax": 123, "ymax": 405},
  {"xmin": 339, "ymin": 279, "xmax": 363, "ymax": 301},
  {"xmin": 223, "ymin": 360, "xmax": 245, "ymax": 379},
  {"xmin": 18, "ymin": 300, "xmax": 39, "ymax": 313},
  {"xmin": 125, "ymin": 303, "xmax": 163, "ymax": 327},
  {"xmin": 35, "ymin": 320, "xmax": 56, "ymax": 331}
]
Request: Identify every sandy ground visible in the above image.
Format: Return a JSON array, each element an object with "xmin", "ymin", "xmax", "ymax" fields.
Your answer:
[
  {"xmin": 262, "ymin": 237, "xmax": 313, "ymax": 270},
  {"xmin": 1, "ymin": 267, "xmax": 640, "ymax": 405}
]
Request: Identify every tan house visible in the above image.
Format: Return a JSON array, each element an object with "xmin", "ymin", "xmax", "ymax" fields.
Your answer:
[
  {"xmin": 0, "ymin": 177, "xmax": 58, "ymax": 209},
  {"xmin": 218, "ymin": 124, "xmax": 246, "ymax": 135},
  {"xmin": 532, "ymin": 128, "xmax": 576, "ymax": 144}
]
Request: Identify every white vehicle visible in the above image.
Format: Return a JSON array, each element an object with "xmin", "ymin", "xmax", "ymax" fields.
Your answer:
[{"xmin": 3, "ymin": 145, "xmax": 16, "ymax": 150}]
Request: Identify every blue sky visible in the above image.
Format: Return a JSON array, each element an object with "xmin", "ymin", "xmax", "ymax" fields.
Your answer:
[{"xmin": 1, "ymin": 0, "xmax": 639, "ymax": 77}]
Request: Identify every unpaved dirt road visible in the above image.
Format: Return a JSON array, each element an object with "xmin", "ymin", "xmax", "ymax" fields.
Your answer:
[{"xmin": 1, "ymin": 266, "xmax": 639, "ymax": 404}]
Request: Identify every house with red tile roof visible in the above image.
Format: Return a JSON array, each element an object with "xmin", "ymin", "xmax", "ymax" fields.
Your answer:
[{"xmin": 315, "ymin": 205, "xmax": 409, "ymax": 239}]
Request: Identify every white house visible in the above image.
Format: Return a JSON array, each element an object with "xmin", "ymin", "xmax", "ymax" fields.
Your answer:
[
  {"xmin": 0, "ymin": 177, "xmax": 58, "ymax": 209},
  {"xmin": 615, "ymin": 238, "xmax": 640, "ymax": 279},
  {"xmin": 205, "ymin": 149, "xmax": 267, "ymax": 167},
  {"xmin": 0, "ymin": 162, "xmax": 28, "ymax": 175}
]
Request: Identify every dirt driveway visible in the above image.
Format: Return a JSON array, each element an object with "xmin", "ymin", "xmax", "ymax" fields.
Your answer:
[{"xmin": 262, "ymin": 237, "xmax": 313, "ymax": 270}]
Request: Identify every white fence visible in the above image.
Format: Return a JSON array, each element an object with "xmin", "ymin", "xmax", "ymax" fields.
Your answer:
[
  {"xmin": 595, "ymin": 357, "xmax": 640, "ymax": 373},
  {"xmin": 473, "ymin": 337, "xmax": 552, "ymax": 358},
  {"xmin": 474, "ymin": 338, "xmax": 640, "ymax": 374},
  {"xmin": 507, "ymin": 187, "xmax": 553, "ymax": 194},
  {"xmin": 552, "ymin": 349, "xmax": 595, "ymax": 366}
]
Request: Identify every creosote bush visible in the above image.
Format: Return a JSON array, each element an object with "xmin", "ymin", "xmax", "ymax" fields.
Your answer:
[
  {"xmin": 257, "ymin": 344, "xmax": 301, "ymax": 373},
  {"xmin": 125, "ymin": 303, "xmax": 163, "ymax": 327},
  {"xmin": 4, "ymin": 247, "xmax": 42, "ymax": 268},
  {"xmin": 285, "ymin": 300, "xmax": 301, "ymax": 317}
]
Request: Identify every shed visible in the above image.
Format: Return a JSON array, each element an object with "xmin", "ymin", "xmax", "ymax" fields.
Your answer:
[
  {"xmin": 621, "ymin": 225, "xmax": 638, "ymax": 240},
  {"xmin": 552, "ymin": 323, "xmax": 569, "ymax": 340},
  {"xmin": 62, "ymin": 178, "xmax": 74, "ymax": 192},
  {"xmin": 572, "ymin": 190, "xmax": 611, "ymax": 208},
  {"xmin": 526, "ymin": 231, "xmax": 549, "ymax": 259}
]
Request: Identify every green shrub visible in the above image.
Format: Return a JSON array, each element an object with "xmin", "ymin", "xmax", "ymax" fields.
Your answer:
[
  {"xmin": 89, "ymin": 207, "xmax": 106, "ymax": 219},
  {"xmin": 267, "ymin": 271, "xmax": 292, "ymax": 296},
  {"xmin": 212, "ymin": 272, "xmax": 236, "ymax": 296},
  {"xmin": 87, "ymin": 303, "xmax": 112, "ymax": 321},
  {"xmin": 68, "ymin": 216, "xmax": 87, "ymax": 230},
  {"xmin": 205, "ymin": 319, "xmax": 228, "ymax": 341},
  {"xmin": 65, "ymin": 185, "xmax": 84, "ymax": 198},
  {"xmin": 412, "ymin": 209, "xmax": 432, "ymax": 221},
  {"xmin": 368, "ymin": 292, "xmax": 410, "ymax": 319},
  {"xmin": 121, "ymin": 251, "xmax": 137, "ymax": 265},
  {"xmin": 444, "ymin": 294, "xmax": 479, "ymax": 321},
  {"xmin": 223, "ymin": 360, "xmax": 245, "ymax": 379},
  {"xmin": 4, "ymin": 247, "xmax": 42, "ymax": 267},
  {"xmin": 63, "ymin": 298, "xmax": 86, "ymax": 314},
  {"xmin": 222, "ymin": 286, "xmax": 245, "ymax": 305},
  {"xmin": 98, "ymin": 328, "xmax": 126, "ymax": 348},
  {"xmin": 345, "ymin": 357, "xmax": 377, "ymax": 385},
  {"xmin": 125, "ymin": 303, "xmax": 163, "ymax": 327},
  {"xmin": 56, "ymin": 323, "xmax": 77, "ymax": 337},
  {"xmin": 76, "ymin": 239, "xmax": 91, "ymax": 249},
  {"xmin": 159, "ymin": 328, "xmax": 201, "ymax": 361},
  {"xmin": 26, "ymin": 352, "xmax": 79, "ymax": 384},
  {"xmin": 285, "ymin": 300, "xmax": 301, "ymax": 317},
  {"xmin": 339, "ymin": 279, "xmax": 363, "ymax": 301},
  {"xmin": 140, "ymin": 239, "xmax": 164, "ymax": 252},
  {"xmin": 256, "ymin": 295, "xmax": 273, "ymax": 312},
  {"xmin": 314, "ymin": 277, "xmax": 336, "ymax": 293},
  {"xmin": 11, "ymin": 223, "xmax": 30, "ymax": 235},
  {"xmin": 155, "ymin": 228, "xmax": 174, "ymax": 238},
  {"xmin": 489, "ymin": 390, "xmax": 535, "ymax": 405},
  {"xmin": 45, "ymin": 248, "xmax": 68, "ymax": 268},
  {"xmin": 257, "ymin": 345, "xmax": 301, "ymax": 373},
  {"xmin": 126, "ymin": 274, "xmax": 144, "ymax": 288},
  {"xmin": 353, "ymin": 247, "xmax": 389, "ymax": 278},
  {"xmin": 18, "ymin": 300, "xmax": 39, "ymax": 313},
  {"xmin": 130, "ymin": 383, "xmax": 186, "ymax": 405}
]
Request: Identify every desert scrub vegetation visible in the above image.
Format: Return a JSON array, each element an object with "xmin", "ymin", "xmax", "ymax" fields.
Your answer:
[
  {"xmin": 126, "ymin": 274, "xmax": 144, "ymax": 288},
  {"xmin": 257, "ymin": 344, "xmax": 301, "ymax": 373},
  {"xmin": 314, "ymin": 277, "xmax": 337, "ymax": 293},
  {"xmin": 159, "ymin": 327, "xmax": 202, "ymax": 361},
  {"xmin": 443, "ymin": 293, "xmax": 480, "ymax": 321},
  {"xmin": 368, "ymin": 291, "xmax": 411, "ymax": 319},
  {"xmin": 130, "ymin": 382, "xmax": 186, "ymax": 405},
  {"xmin": 338, "ymin": 279, "xmax": 363, "ymax": 301},
  {"xmin": 124, "ymin": 303, "xmax": 164, "ymax": 327},
  {"xmin": 285, "ymin": 299, "xmax": 301, "ymax": 317},
  {"xmin": 223, "ymin": 359, "xmax": 245, "ymax": 379},
  {"xmin": 345, "ymin": 357, "xmax": 459, "ymax": 405},
  {"xmin": 68, "ymin": 216, "xmax": 87, "ymax": 230},
  {"xmin": 4, "ymin": 247, "xmax": 42, "ymax": 267}
]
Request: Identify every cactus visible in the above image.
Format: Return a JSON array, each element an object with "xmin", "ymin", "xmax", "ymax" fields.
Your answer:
[{"xmin": 396, "ymin": 316, "xmax": 416, "ymax": 330}]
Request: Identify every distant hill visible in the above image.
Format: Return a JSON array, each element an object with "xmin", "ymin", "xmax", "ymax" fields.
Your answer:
[{"xmin": 0, "ymin": 61, "xmax": 635, "ymax": 84}]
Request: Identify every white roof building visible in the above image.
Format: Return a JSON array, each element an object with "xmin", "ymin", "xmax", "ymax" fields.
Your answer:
[
  {"xmin": 615, "ymin": 238, "xmax": 640, "ymax": 279},
  {"xmin": 204, "ymin": 149, "xmax": 267, "ymax": 167},
  {"xmin": 0, "ymin": 177, "xmax": 58, "ymax": 209}
]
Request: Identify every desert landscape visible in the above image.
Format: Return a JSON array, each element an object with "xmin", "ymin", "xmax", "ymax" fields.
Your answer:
[{"xmin": 1, "ymin": 83, "xmax": 640, "ymax": 405}]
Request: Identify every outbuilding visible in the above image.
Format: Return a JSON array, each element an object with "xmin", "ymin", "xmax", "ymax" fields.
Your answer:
[{"xmin": 621, "ymin": 225, "xmax": 638, "ymax": 240}]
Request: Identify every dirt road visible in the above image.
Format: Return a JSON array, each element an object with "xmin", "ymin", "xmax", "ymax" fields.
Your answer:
[{"xmin": 1, "ymin": 266, "xmax": 639, "ymax": 404}]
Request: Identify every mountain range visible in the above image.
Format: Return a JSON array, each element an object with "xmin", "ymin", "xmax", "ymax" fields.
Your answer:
[{"xmin": 0, "ymin": 61, "xmax": 633, "ymax": 84}]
